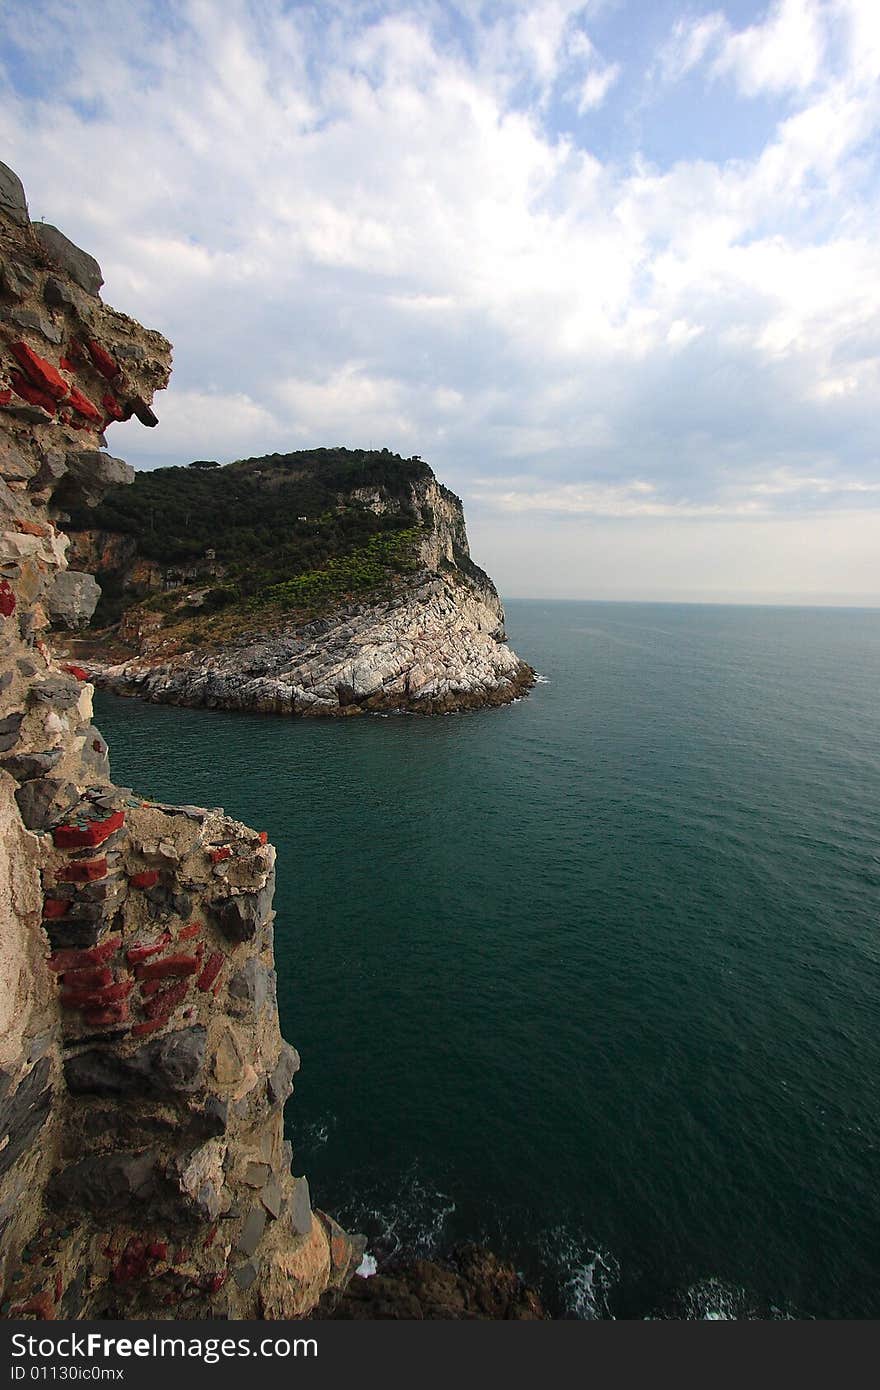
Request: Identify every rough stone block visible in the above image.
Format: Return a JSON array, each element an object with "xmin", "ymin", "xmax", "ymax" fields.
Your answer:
[
  {"xmin": 48, "ymin": 1149, "xmax": 158, "ymax": 1212},
  {"xmin": 43, "ymin": 276, "xmax": 76, "ymax": 310},
  {"xmin": 212, "ymin": 881, "xmax": 273, "ymax": 944},
  {"xmin": 0, "ymin": 1057, "xmax": 52, "ymax": 1178},
  {"xmin": 1, "ymin": 748, "xmax": 62, "ymax": 780},
  {"xmin": 260, "ymin": 1175, "xmax": 283, "ymax": 1220},
  {"xmin": 229, "ymin": 958, "xmax": 274, "ymax": 1014},
  {"xmin": 15, "ymin": 777, "xmax": 68, "ymax": 830},
  {"xmin": 60, "ymin": 449, "xmax": 133, "ymax": 506},
  {"xmin": 235, "ymin": 1206, "xmax": 267, "ymax": 1258},
  {"xmin": 188, "ymin": 1095, "xmax": 229, "ymax": 1139},
  {"xmin": 243, "ymin": 1162, "xmax": 270, "ymax": 1189},
  {"xmin": 45, "ymin": 917, "xmax": 109, "ymax": 949},
  {"xmin": 34, "ymin": 223, "xmax": 103, "ymax": 296},
  {"xmin": 0, "ymin": 161, "xmax": 29, "ymax": 224},
  {"xmin": 64, "ymin": 1025, "xmax": 206, "ymax": 1097},
  {"xmin": 0, "ymin": 712, "xmax": 24, "ymax": 751},
  {"xmin": 267, "ymin": 1042, "xmax": 300, "ymax": 1108},
  {"xmin": 290, "ymin": 1176, "xmax": 312, "ymax": 1237},
  {"xmin": 232, "ymin": 1260, "xmax": 258, "ymax": 1291},
  {"xmin": 47, "ymin": 571, "xmax": 101, "ymax": 629}
]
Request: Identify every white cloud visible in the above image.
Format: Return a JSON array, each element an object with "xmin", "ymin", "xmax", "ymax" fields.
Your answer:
[
  {"xmin": 577, "ymin": 61, "xmax": 620, "ymax": 112},
  {"xmin": 714, "ymin": 0, "xmax": 826, "ymax": 96},
  {"xmin": 1, "ymin": 0, "xmax": 879, "ymax": 598},
  {"xmin": 660, "ymin": 11, "xmax": 728, "ymax": 82},
  {"xmin": 661, "ymin": 0, "xmax": 827, "ymax": 96}
]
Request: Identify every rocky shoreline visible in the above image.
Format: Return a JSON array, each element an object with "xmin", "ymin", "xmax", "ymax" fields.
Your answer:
[
  {"xmin": 73, "ymin": 570, "xmax": 536, "ymax": 718},
  {"xmin": 316, "ymin": 1245, "xmax": 548, "ymax": 1320}
]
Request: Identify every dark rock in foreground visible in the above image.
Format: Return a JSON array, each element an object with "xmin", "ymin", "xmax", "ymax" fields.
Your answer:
[{"xmin": 316, "ymin": 1244, "xmax": 548, "ymax": 1320}]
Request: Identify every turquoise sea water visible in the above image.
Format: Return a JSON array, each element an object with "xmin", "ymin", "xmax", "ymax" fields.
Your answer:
[{"xmin": 93, "ymin": 601, "xmax": 880, "ymax": 1318}]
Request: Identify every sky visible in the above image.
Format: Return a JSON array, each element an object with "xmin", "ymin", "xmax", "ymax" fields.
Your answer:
[{"xmin": 1, "ymin": 0, "xmax": 879, "ymax": 604}]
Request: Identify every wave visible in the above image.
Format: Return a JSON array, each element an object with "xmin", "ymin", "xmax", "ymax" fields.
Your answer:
[
  {"xmin": 672, "ymin": 1277, "xmax": 799, "ymax": 1321},
  {"xmin": 337, "ymin": 1166, "xmax": 456, "ymax": 1266},
  {"xmin": 534, "ymin": 1226, "xmax": 619, "ymax": 1319},
  {"xmin": 327, "ymin": 1179, "xmax": 800, "ymax": 1318},
  {"xmin": 296, "ymin": 1115, "xmax": 336, "ymax": 1155}
]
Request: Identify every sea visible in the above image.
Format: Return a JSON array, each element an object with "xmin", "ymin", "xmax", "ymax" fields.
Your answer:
[{"xmin": 92, "ymin": 600, "xmax": 880, "ymax": 1319}]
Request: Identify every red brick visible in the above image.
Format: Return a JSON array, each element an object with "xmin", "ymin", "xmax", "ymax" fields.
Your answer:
[
  {"xmin": 66, "ymin": 386, "xmax": 102, "ymax": 424},
  {"xmin": 135, "ymin": 953, "xmax": 200, "ymax": 984},
  {"xmin": 85, "ymin": 339, "xmax": 120, "ymax": 381},
  {"xmin": 42, "ymin": 897, "xmax": 72, "ymax": 920},
  {"xmin": 53, "ymin": 810, "xmax": 124, "ymax": 849},
  {"xmin": 62, "ymin": 965, "xmax": 112, "ymax": 989},
  {"xmin": 9, "ymin": 341, "xmax": 68, "ymax": 399},
  {"xmin": 83, "ymin": 1001, "xmax": 129, "ymax": 1027},
  {"xmin": 48, "ymin": 935, "xmax": 122, "ymax": 972},
  {"xmin": 129, "ymin": 869, "xmax": 159, "ymax": 889},
  {"xmin": 9, "ymin": 1291, "xmax": 55, "ymax": 1319},
  {"xmin": 258, "ymin": 831, "xmax": 268, "ymax": 845},
  {"xmin": 178, "ymin": 921, "xmax": 202, "ymax": 941},
  {"xmin": 142, "ymin": 978, "xmax": 190, "ymax": 1019},
  {"xmin": 56, "ymin": 856, "xmax": 108, "ymax": 884},
  {"xmin": 209, "ymin": 846, "xmax": 232, "ymax": 864},
  {"xmin": 9, "ymin": 371, "xmax": 58, "ymax": 414},
  {"xmin": 140, "ymin": 976, "xmax": 168, "ymax": 997},
  {"xmin": 126, "ymin": 931, "xmax": 171, "ymax": 966},
  {"xmin": 61, "ymin": 979, "xmax": 134, "ymax": 1008},
  {"xmin": 0, "ymin": 580, "xmax": 15, "ymax": 617},
  {"xmin": 131, "ymin": 1017, "xmax": 166, "ymax": 1038},
  {"xmin": 62, "ymin": 664, "xmax": 89, "ymax": 681},
  {"xmin": 102, "ymin": 392, "xmax": 126, "ymax": 421},
  {"xmin": 111, "ymin": 1237, "xmax": 148, "ymax": 1283},
  {"xmin": 59, "ymin": 356, "xmax": 77, "ymax": 372},
  {"xmin": 197, "ymin": 952, "xmax": 224, "ymax": 992}
]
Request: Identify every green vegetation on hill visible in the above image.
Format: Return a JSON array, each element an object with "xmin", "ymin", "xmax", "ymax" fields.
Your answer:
[{"xmin": 66, "ymin": 447, "xmax": 435, "ymax": 626}]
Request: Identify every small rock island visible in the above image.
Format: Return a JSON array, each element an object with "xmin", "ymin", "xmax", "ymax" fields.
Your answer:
[{"xmin": 63, "ymin": 449, "xmax": 535, "ymax": 716}]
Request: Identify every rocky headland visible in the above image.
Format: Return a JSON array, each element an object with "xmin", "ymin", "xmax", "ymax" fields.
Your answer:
[
  {"xmin": 0, "ymin": 162, "xmax": 360, "ymax": 1319},
  {"xmin": 60, "ymin": 449, "xmax": 534, "ymax": 717}
]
